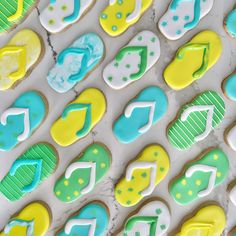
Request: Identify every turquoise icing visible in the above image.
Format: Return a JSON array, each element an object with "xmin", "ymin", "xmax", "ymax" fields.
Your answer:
[
  {"xmin": 113, "ymin": 86, "xmax": 168, "ymax": 143},
  {"xmin": 0, "ymin": 91, "xmax": 46, "ymax": 151},
  {"xmin": 226, "ymin": 9, "xmax": 236, "ymax": 37},
  {"xmin": 224, "ymin": 73, "xmax": 236, "ymax": 101},
  {"xmin": 57, "ymin": 203, "xmax": 109, "ymax": 236},
  {"xmin": 47, "ymin": 33, "xmax": 104, "ymax": 93},
  {"xmin": 64, "ymin": 0, "xmax": 80, "ymax": 22},
  {"xmin": 4, "ymin": 219, "xmax": 34, "ymax": 236}
]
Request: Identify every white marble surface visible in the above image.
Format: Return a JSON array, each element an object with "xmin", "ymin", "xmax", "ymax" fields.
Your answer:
[{"xmin": 0, "ymin": 0, "xmax": 235, "ymax": 235}]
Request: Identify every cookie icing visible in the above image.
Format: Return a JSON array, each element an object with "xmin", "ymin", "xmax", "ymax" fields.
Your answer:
[
  {"xmin": 0, "ymin": 143, "xmax": 58, "ymax": 201},
  {"xmin": 158, "ymin": 0, "xmax": 215, "ymax": 40},
  {"xmin": 170, "ymin": 148, "xmax": 229, "ymax": 205},
  {"xmin": 223, "ymin": 73, "xmax": 236, "ymax": 101},
  {"xmin": 103, "ymin": 31, "xmax": 160, "ymax": 89},
  {"xmin": 47, "ymin": 33, "xmax": 104, "ymax": 93},
  {"xmin": 115, "ymin": 145, "xmax": 170, "ymax": 207},
  {"xmin": 168, "ymin": 91, "xmax": 225, "ymax": 150},
  {"xmin": 229, "ymin": 184, "xmax": 236, "ymax": 206},
  {"xmin": 40, "ymin": 0, "xmax": 95, "ymax": 33},
  {"xmin": 4, "ymin": 220, "xmax": 34, "ymax": 236},
  {"xmin": 226, "ymin": 123, "xmax": 236, "ymax": 151},
  {"xmin": 164, "ymin": 30, "xmax": 222, "ymax": 90},
  {"xmin": 51, "ymin": 88, "xmax": 106, "ymax": 147},
  {"xmin": 0, "ymin": 91, "xmax": 47, "ymax": 151},
  {"xmin": 117, "ymin": 200, "xmax": 170, "ymax": 236},
  {"xmin": 54, "ymin": 143, "xmax": 111, "ymax": 203},
  {"xmin": 225, "ymin": 9, "xmax": 236, "ymax": 37},
  {"xmin": 57, "ymin": 202, "xmax": 109, "ymax": 236},
  {"xmin": 100, "ymin": 0, "xmax": 154, "ymax": 37}
]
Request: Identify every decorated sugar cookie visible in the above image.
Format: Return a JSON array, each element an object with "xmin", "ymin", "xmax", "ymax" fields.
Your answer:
[
  {"xmin": 54, "ymin": 143, "xmax": 111, "ymax": 203},
  {"xmin": 164, "ymin": 30, "xmax": 222, "ymax": 90},
  {"xmin": 100, "ymin": 0, "xmax": 154, "ymax": 37},
  {"xmin": 225, "ymin": 9, "xmax": 236, "ymax": 38},
  {"xmin": 168, "ymin": 91, "xmax": 225, "ymax": 150},
  {"xmin": 158, "ymin": 0, "xmax": 215, "ymax": 40},
  {"xmin": 222, "ymin": 73, "xmax": 236, "ymax": 101},
  {"xmin": 0, "ymin": 0, "xmax": 38, "ymax": 33},
  {"xmin": 0, "ymin": 29, "xmax": 44, "ymax": 91},
  {"xmin": 229, "ymin": 227, "xmax": 236, "ymax": 236},
  {"xmin": 51, "ymin": 88, "xmax": 106, "ymax": 147},
  {"xmin": 0, "ymin": 202, "xmax": 51, "ymax": 236},
  {"xmin": 57, "ymin": 201, "xmax": 109, "ymax": 236},
  {"xmin": 170, "ymin": 148, "xmax": 229, "ymax": 205},
  {"xmin": 225, "ymin": 122, "xmax": 236, "ymax": 151},
  {"xmin": 116, "ymin": 200, "xmax": 170, "ymax": 236},
  {"xmin": 176, "ymin": 205, "xmax": 226, "ymax": 236},
  {"xmin": 0, "ymin": 143, "xmax": 58, "ymax": 201},
  {"xmin": 113, "ymin": 86, "xmax": 168, "ymax": 143},
  {"xmin": 47, "ymin": 33, "xmax": 105, "ymax": 93},
  {"xmin": 103, "ymin": 31, "xmax": 160, "ymax": 90},
  {"xmin": 40, "ymin": 0, "xmax": 96, "ymax": 34},
  {"xmin": 115, "ymin": 145, "xmax": 170, "ymax": 207},
  {"xmin": 229, "ymin": 183, "xmax": 236, "ymax": 206},
  {"xmin": 0, "ymin": 91, "xmax": 47, "ymax": 151}
]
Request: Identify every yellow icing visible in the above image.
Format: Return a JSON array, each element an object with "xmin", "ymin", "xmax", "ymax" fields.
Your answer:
[
  {"xmin": 7, "ymin": 0, "xmax": 24, "ymax": 22},
  {"xmin": 100, "ymin": 0, "xmax": 153, "ymax": 37},
  {"xmin": 164, "ymin": 30, "xmax": 222, "ymax": 90},
  {"xmin": 177, "ymin": 205, "xmax": 226, "ymax": 236},
  {"xmin": 0, "ymin": 202, "xmax": 50, "ymax": 236},
  {"xmin": 115, "ymin": 145, "xmax": 170, "ymax": 207},
  {"xmin": 51, "ymin": 88, "xmax": 106, "ymax": 147},
  {"xmin": 0, "ymin": 29, "xmax": 42, "ymax": 91}
]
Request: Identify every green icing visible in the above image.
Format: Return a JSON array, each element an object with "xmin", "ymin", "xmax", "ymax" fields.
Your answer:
[
  {"xmin": 168, "ymin": 91, "xmax": 225, "ymax": 150},
  {"xmin": 0, "ymin": 143, "xmax": 58, "ymax": 201},
  {"xmin": 170, "ymin": 149, "xmax": 229, "ymax": 205},
  {"xmin": 54, "ymin": 143, "xmax": 111, "ymax": 203}
]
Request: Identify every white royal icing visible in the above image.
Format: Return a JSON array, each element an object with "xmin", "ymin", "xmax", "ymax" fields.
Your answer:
[
  {"xmin": 126, "ymin": 162, "xmax": 157, "ymax": 197},
  {"xmin": 230, "ymin": 184, "xmax": 236, "ymax": 206},
  {"xmin": 158, "ymin": 0, "xmax": 215, "ymax": 40},
  {"xmin": 126, "ymin": 0, "xmax": 143, "ymax": 23},
  {"xmin": 65, "ymin": 162, "xmax": 96, "ymax": 195},
  {"xmin": 226, "ymin": 124, "xmax": 236, "ymax": 151}
]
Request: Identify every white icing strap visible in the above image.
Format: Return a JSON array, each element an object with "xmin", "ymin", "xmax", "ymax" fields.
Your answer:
[
  {"xmin": 185, "ymin": 164, "xmax": 217, "ymax": 197},
  {"xmin": 109, "ymin": 0, "xmax": 116, "ymax": 5},
  {"xmin": 126, "ymin": 161, "xmax": 157, "ymax": 196},
  {"xmin": 181, "ymin": 105, "xmax": 215, "ymax": 141},
  {"xmin": 125, "ymin": 101, "xmax": 156, "ymax": 134},
  {"xmin": 65, "ymin": 162, "xmax": 96, "ymax": 195},
  {"xmin": 230, "ymin": 185, "xmax": 236, "ymax": 206},
  {"xmin": 0, "ymin": 108, "xmax": 30, "ymax": 141},
  {"xmin": 65, "ymin": 219, "xmax": 97, "ymax": 236}
]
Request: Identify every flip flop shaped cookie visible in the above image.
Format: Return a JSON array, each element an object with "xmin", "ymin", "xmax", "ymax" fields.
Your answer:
[
  {"xmin": 222, "ymin": 73, "xmax": 236, "ymax": 101},
  {"xmin": 116, "ymin": 200, "xmax": 170, "ymax": 236},
  {"xmin": 113, "ymin": 86, "xmax": 168, "ymax": 143},
  {"xmin": 229, "ymin": 183, "xmax": 236, "ymax": 206},
  {"xmin": 225, "ymin": 8, "xmax": 236, "ymax": 37},
  {"xmin": 54, "ymin": 143, "xmax": 111, "ymax": 203},
  {"xmin": 115, "ymin": 145, "xmax": 170, "ymax": 207},
  {"xmin": 170, "ymin": 148, "xmax": 229, "ymax": 205},
  {"xmin": 0, "ymin": 91, "xmax": 47, "ymax": 151},
  {"xmin": 0, "ymin": 202, "xmax": 50, "ymax": 236},
  {"xmin": 164, "ymin": 30, "xmax": 222, "ymax": 90},
  {"xmin": 100, "ymin": 0, "xmax": 154, "ymax": 37},
  {"xmin": 225, "ymin": 122, "xmax": 236, "ymax": 151},
  {"xmin": 0, "ymin": 0, "xmax": 38, "ymax": 33},
  {"xmin": 176, "ymin": 205, "xmax": 226, "ymax": 236},
  {"xmin": 0, "ymin": 29, "xmax": 43, "ymax": 91},
  {"xmin": 0, "ymin": 143, "xmax": 58, "ymax": 201},
  {"xmin": 168, "ymin": 91, "xmax": 225, "ymax": 150},
  {"xmin": 103, "ymin": 31, "xmax": 160, "ymax": 90},
  {"xmin": 40, "ymin": 0, "xmax": 95, "ymax": 34},
  {"xmin": 51, "ymin": 88, "xmax": 106, "ymax": 147},
  {"xmin": 158, "ymin": 0, "xmax": 215, "ymax": 40},
  {"xmin": 47, "ymin": 33, "xmax": 105, "ymax": 93},
  {"xmin": 57, "ymin": 202, "xmax": 109, "ymax": 236}
]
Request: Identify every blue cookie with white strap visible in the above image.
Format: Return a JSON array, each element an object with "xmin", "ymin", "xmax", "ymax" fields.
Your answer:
[
  {"xmin": 0, "ymin": 91, "xmax": 47, "ymax": 151},
  {"xmin": 57, "ymin": 202, "xmax": 109, "ymax": 236},
  {"xmin": 113, "ymin": 86, "xmax": 168, "ymax": 143},
  {"xmin": 47, "ymin": 33, "xmax": 105, "ymax": 93}
]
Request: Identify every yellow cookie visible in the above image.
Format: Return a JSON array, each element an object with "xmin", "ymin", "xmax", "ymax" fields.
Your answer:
[
  {"xmin": 164, "ymin": 30, "xmax": 222, "ymax": 90},
  {"xmin": 0, "ymin": 202, "xmax": 51, "ymax": 236},
  {"xmin": 51, "ymin": 88, "xmax": 106, "ymax": 147},
  {"xmin": 100, "ymin": 0, "xmax": 153, "ymax": 37},
  {"xmin": 176, "ymin": 205, "xmax": 226, "ymax": 236},
  {"xmin": 115, "ymin": 144, "xmax": 170, "ymax": 207},
  {"xmin": 0, "ymin": 29, "xmax": 43, "ymax": 91}
]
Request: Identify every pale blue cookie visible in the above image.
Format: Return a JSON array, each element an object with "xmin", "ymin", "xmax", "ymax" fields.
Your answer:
[{"xmin": 223, "ymin": 73, "xmax": 236, "ymax": 101}]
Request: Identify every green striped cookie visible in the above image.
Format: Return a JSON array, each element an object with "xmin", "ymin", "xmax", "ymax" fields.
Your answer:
[
  {"xmin": 54, "ymin": 143, "xmax": 111, "ymax": 203},
  {"xmin": 168, "ymin": 91, "xmax": 225, "ymax": 150},
  {"xmin": 170, "ymin": 148, "xmax": 229, "ymax": 205},
  {"xmin": 0, "ymin": 143, "xmax": 58, "ymax": 201}
]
